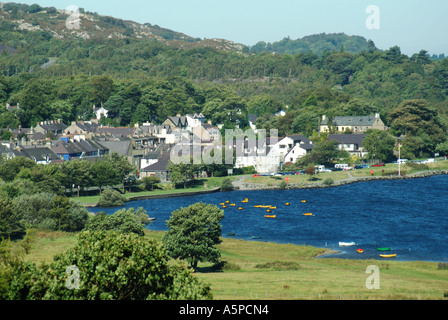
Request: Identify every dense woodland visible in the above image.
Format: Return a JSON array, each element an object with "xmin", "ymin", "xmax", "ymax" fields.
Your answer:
[{"xmin": 0, "ymin": 2, "xmax": 448, "ymax": 160}]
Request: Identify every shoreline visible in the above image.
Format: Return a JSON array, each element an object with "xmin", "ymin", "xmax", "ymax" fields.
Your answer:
[{"xmin": 234, "ymin": 169, "xmax": 448, "ymax": 191}]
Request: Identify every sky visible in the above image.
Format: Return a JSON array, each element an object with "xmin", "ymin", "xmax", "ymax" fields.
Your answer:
[{"xmin": 12, "ymin": 0, "xmax": 448, "ymax": 56}]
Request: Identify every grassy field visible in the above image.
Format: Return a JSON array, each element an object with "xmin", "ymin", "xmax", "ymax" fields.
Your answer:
[
  {"xmin": 72, "ymin": 175, "xmax": 240, "ymax": 206},
  {"xmin": 18, "ymin": 229, "xmax": 448, "ymax": 300}
]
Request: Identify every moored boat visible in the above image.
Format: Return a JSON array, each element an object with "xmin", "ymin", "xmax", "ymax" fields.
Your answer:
[
  {"xmin": 380, "ymin": 254, "xmax": 396, "ymax": 258},
  {"xmin": 303, "ymin": 213, "xmax": 314, "ymax": 216},
  {"xmin": 339, "ymin": 242, "xmax": 356, "ymax": 247},
  {"xmin": 264, "ymin": 215, "xmax": 276, "ymax": 218},
  {"xmin": 356, "ymin": 248, "xmax": 364, "ymax": 253},
  {"xmin": 377, "ymin": 248, "xmax": 391, "ymax": 251}
]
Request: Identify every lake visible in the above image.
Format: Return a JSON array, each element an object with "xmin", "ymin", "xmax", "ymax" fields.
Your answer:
[{"xmin": 89, "ymin": 175, "xmax": 448, "ymax": 262}]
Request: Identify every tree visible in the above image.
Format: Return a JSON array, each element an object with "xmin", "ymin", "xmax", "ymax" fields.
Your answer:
[
  {"xmin": 90, "ymin": 75, "xmax": 114, "ymax": 106},
  {"xmin": 297, "ymin": 139, "xmax": 343, "ymax": 167},
  {"xmin": 0, "ymin": 191, "xmax": 26, "ymax": 240},
  {"xmin": 91, "ymin": 159, "xmax": 118, "ymax": 194},
  {"xmin": 107, "ymin": 152, "xmax": 135, "ymax": 193},
  {"xmin": 167, "ymin": 159, "xmax": 201, "ymax": 189},
  {"xmin": 84, "ymin": 207, "xmax": 150, "ymax": 236},
  {"xmin": 363, "ymin": 130, "xmax": 396, "ymax": 162},
  {"xmin": 162, "ymin": 202, "xmax": 224, "ymax": 270},
  {"xmin": 1, "ymin": 231, "xmax": 212, "ymax": 300}
]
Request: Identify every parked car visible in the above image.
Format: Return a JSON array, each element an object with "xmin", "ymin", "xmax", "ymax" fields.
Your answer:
[
  {"xmin": 332, "ymin": 167, "xmax": 343, "ymax": 171},
  {"xmin": 371, "ymin": 163, "xmax": 385, "ymax": 167}
]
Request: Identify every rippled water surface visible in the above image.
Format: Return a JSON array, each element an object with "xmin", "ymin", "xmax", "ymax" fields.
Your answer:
[{"xmin": 89, "ymin": 175, "xmax": 448, "ymax": 261}]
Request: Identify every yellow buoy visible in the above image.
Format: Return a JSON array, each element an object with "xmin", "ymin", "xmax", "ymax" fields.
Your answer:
[
  {"xmin": 266, "ymin": 209, "xmax": 272, "ymax": 213},
  {"xmin": 285, "ymin": 203, "xmax": 290, "ymax": 206}
]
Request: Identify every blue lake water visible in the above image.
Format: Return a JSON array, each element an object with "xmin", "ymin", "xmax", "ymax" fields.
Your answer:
[{"xmin": 88, "ymin": 175, "xmax": 448, "ymax": 262}]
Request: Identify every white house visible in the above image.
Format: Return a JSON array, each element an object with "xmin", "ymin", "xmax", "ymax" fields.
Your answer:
[
  {"xmin": 93, "ymin": 105, "xmax": 108, "ymax": 120},
  {"xmin": 271, "ymin": 134, "xmax": 313, "ymax": 162},
  {"xmin": 283, "ymin": 143, "xmax": 314, "ymax": 164}
]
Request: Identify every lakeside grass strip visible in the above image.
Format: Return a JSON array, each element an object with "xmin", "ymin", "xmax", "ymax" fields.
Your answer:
[{"xmin": 19, "ymin": 230, "xmax": 448, "ymax": 300}]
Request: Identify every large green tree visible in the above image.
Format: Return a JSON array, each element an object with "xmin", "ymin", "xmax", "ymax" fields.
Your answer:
[
  {"xmin": 162, "ymin": 202, "xmax": 224, "ymax": 270},
  {"xmin": 363, "ymin": 130, "xmax": 396, "ymax": 162}
]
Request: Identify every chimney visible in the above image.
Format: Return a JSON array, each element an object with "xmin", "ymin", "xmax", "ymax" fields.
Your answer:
[
  {"xmin": 207, "ymin": 119, "xmax": 212, "ymax": 125},
  {"xmin": 322, "ymin": 115, "xmax": 326, "ymax": 121},
  {"xmin": 375, "ymin": 113, "xmax": 380, "ymax": 119}
]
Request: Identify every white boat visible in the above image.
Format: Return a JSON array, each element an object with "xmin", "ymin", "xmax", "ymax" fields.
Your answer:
[{"xmin": 339, "ymin": 242, "xmax": 356, "ymax": 247}]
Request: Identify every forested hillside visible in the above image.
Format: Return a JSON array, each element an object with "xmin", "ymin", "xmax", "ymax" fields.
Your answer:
[{"xmin": 1, "ymin": 2, "xmax": 448, "ymax": 159}]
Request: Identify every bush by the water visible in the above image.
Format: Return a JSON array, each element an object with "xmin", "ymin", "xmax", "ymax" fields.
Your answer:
[
  {"xmin": 97, "ymin": 189, "xmax": 127, "ymax": 207},
  {"xmin": 220, "ymin": 178, "xmax": 234, "ymax": 191},
  {"xmin": 84, "ymin": 207, "xmax": 151, "ymax": 236}
]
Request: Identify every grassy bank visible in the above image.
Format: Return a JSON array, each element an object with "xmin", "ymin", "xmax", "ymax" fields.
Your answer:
[
  {"xmin": 242, "ymin": 160, "xmax": 448, "ymax": 188},
  {"xmin": 72, "ymin": 175, "xmax": 240, "ymax": 206},
  {"xmin": 18, "ymin": 230, "xmax": 448, "ymax": 300}
]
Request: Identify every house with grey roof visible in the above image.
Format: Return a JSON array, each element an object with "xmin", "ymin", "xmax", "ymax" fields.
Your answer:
[
  {"xmin": 12, "ymin": 145, "xmax": 60, "ymax": 165},
  {"xmin": 328, "ymin": 134, "xmax": 368, "ymax": 158},
  {"xmin": 51, "ymin": 138, "xmax": 108, "ymax": 161},
  {"xmin": 33, "ymin": 120, "xmax": 68, "ymax": 136},
  {"xmin": 319, "ymin": 113, "xmax": 386, "ymax": 133}
]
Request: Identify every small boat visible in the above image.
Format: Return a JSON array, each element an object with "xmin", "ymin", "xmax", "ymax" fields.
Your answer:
[
  {"xmin": 377, "ymin": 248, "xmax": 391, "ymax": 251},
  {"xmin": 225, "ymin": 201, "xmax": 230, "ymax": 203},
  {"xmin": 229, "ymin": 203, "xmax": 236, "ymax": 206},
  {"xmin": 285, "ymin": 203, "xmax": 290, "ymax": 206},
  {"xmin": 264, "ymin": 215, "xmax": 276, "ymax": 218},
  {"xmin": 301, "ymin": 200, "xmax": 307, "ymax": 203},
  {"xmin": 269, "ymin": 206, "xmax": 277, "ymax": 209},
  {"xmin": 250, "ymin": 235, "xmax": 261, "ymax": 239},
  {"xmin": 303, "ymin": 213, "xmax": 313, "ymax": 216},
  {"xmin": 219, "ymin": 203, "xmax": 225, "ymax": 206},
  {"xmin": 238, "ymin": 207, "xmax": 244, "ymax": 210},
  {"xmin": 241, "ymin": 198, "xmax": 249, "ymax": 203},
  {"xmin": 222, "ymin": 205, "xmax": 227, "ymax": 208},
  {"xmin": 356, "ymin": 248, "xmax": 364, "ymax": 253},
  {"xmin": 226, "ymin": 232, "xmax": 235, "ymax": 236},
  {"xmin": 380, "ymin": 254, "xmax": 396, "ymax": 258},
  {"xmin": 254, "ymin": 205, "xmax": 270, "ymax": 208},
  {"xmin": 339, "ymin": 242, "xmax": 356, "ymax": 247},
  {"xmin": 266, "ymin": 209, "xmax": 272, "ymax": 213}
]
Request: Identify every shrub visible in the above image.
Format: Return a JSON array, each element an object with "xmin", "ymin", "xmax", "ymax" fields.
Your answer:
[
  {"xmin": 279, "ymin": 180, "xmax": 287, "ymax": 189},
  {"xmin": 220, "ymin": 178, "xmax": 234, "ymax": 191},
  {"xmin": 97, "ymin": 189, "xmax": 127, "ymax": 207},
  {"xmin": 323, "ymin": 178, "xmax": 334, "ymax": 186},
  {"xmin": 84, "ymin": 207, "xmax": 150, "ymax": 236},
  {"xmin": 141, "ymin": 176, "xmax": 161, "ymax": 191}
]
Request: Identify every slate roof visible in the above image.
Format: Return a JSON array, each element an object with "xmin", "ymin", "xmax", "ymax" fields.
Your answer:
[
  {"xmin": 141, "ymin": 151, "xmax": 171, "ymax": 172},
  {"xmin": 328, "ymin": 134, "xmax": 367, "ymax": 147},
  {"xmin": 13, "ymin": 146, "xmax": 60, "ymax": 162},
  {"xmin": 320, "ymin": 115, "xmax": 378, "ymax": 126}
]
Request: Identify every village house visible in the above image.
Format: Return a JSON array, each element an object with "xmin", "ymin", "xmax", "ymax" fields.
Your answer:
[
  {"xmin": 319, "ymin": 113, "xmax": 386, "ymax": 133},
  {"xmin": 33, "ymin": 120, "xmax": 68, "ymax": 136},
  {"xmin": 93, "ymin": 104, "xmax": 108, "ymax": 120},
  {"xmin": 327, "ymin": 134, "xmax": 368, "ymax": 158},
  {"xmin": 51, "ymin": 137, "xmax": 108, "ymax": 161},
  {"xmin": 11, "ymin": 145, "xmax": 61, "ymax": 165}
]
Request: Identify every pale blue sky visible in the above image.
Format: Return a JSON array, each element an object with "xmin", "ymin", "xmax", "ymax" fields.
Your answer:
[{"xmin": 13, "ymin": 0, "xmax": 448, "ymax": 55}]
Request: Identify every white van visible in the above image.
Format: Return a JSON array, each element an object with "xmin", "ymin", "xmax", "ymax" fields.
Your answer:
[{"xmin": 334, "ymin": 164, "xmax": 349, "ymax": 170}]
